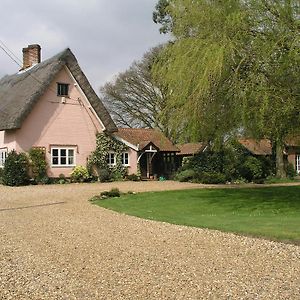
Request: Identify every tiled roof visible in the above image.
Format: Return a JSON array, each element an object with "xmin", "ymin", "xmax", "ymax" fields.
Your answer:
[
  {"xmin": 285, "ymin": 136, "xmax": 300, "ymax": 147},
  {"xmin": 114, "ymin": 128, "xmax": 179, "ymax": 152},
  {"xmin": 176, "ymin": 143, "xmax": 205, "ymax": 156},
  {"xmin": 0, "ymin": 48, "xmax": 117, "ymax": 132},
  {"xmin": 238, "ymin": 139, "xmax": 272, "ymax": 155}
]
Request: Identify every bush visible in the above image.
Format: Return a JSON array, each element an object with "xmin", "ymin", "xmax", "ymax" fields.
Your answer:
[
  {"xmin": 127, "ymin": 174, "xmax": 140, "ymax": 181},
  {"xmin": 2, "ymin": 150, "xmax": 30, "ymax": 186},
  {"xmin": 239, "ymin": 156, "xmax": 263, "ymax": 182},
  {"xmin": 285, "ymin": 163, "xmax": 297, "ymax": 179},
  {"xmin": 100, "ymin": 188, "xmax": 121, "ymax": 198},
  {"xmin": 70, "ymin": 166, "xmax": 90, "ymax": 183},
  {"xmin": 175, "ymin": 169, "xmax": 197, "ymax": 182},
  {"xmin": 199, "ymin": 172, "xmax": 227, "ymax": 184},
  {"xmin": 58, "ymin": 173, "xmax": 68, "ymax": 184},
  {"xmin": 98, "ymin": 168, "xmax": 112, "ymax": 182},
  {"xmin": 0, "ymin": 168, "xmax": 4, "ymax": 184},
  {"xmin": 28, "ymin": 148, "xmax": 47, "ymax": 182}
]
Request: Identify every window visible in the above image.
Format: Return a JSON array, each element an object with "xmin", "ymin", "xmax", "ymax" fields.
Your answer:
[
  {"xmin": 0, "ymin": 148, "xmax": 8, "ymax": 168},
  {"xmin": 57, "ymin": 83, "xmax": 69, "ymax": 96},
  {"xmin": 106, "ymin": 152, "xmax": 115, "ymax": 166},
  {"xmin": 122, "ymin": 152, "xmax": 129, "ymax": 166},
  {"xmin": 296, "ymin": 155, "xmax": 300, "ymax": 174},
  {"xmin": 51, "ymin": 147, "xmax": 75, "ymax": 167}
]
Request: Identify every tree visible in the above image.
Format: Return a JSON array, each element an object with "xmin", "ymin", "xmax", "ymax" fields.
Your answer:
[
  {"xmin": 153, "ymin": 0, "xmax": 300, "ymax": 176},
  {"xmin": 101, "ymin": 46, "xmax": 171, "ymax": 137}
]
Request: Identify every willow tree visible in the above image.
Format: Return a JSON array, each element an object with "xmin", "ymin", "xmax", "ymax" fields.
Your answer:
[{"xmin": 153, "ymin": 0, "xmax": 300, "ymax": 177}]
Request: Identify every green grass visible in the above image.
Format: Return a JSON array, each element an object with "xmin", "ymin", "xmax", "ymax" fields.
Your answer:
[
  {"xmin": 92, "ymin": 186, "xmax": 300, "ymax": 244},
  {"xmin": 264, "ymin": 177, "xmax": 300, "ymax": 184}
]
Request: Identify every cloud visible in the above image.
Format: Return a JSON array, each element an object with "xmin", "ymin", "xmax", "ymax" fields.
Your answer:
[{"xmin": 0, "ymin": 0, "xmax": 168, "ymax": 92}]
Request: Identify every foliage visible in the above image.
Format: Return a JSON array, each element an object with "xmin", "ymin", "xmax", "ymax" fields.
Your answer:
[
  {"xmin": 199, "ymin": 172, "xmax": 227, "ymax": 184},
  {"xmin": 58, "ymin": 173, "xmax": 68, "ymax": 184},
  {"xmin": 285, "ymin": 163, "xmax": 297, "ymax": 179},
  {"xmin": 175, "ymin": 169, "xmax": 197, "ymax": 182},
  {"xmin": 126, "ymin": 174, "xmax": 141, "ymax": 181},
  {"xmin": 239, "ymin": 156, "xmax": 264, "ymax": 182},
  {"xmin": 153, "ymin": 0, "xmax": 300, "ymax": 176},
  {"xmin": 101, "ymin": 46, "xmax": 171, "ymax": 137},
  {"xmin": 98, "ymin": 168, "xmax": 113, "ymax": 182},
  {"xmin": 88, "ymin": 133, "xmax": 128, "ymax": 181},
  {"xmin": 100, "ymin": 188, "xmax": 121, "ymax": 198},
  {"xmin": 28, "ymin": 148, "xmax": 47, "ymax": 182},
  {"xmin": 0, "ymin": 167, "xmax": 3, "ymax": 184},
  {"xmin": 2, "ymin": 150, "xmax": 30, "ymax": 186},
  {"xmin": 153, "ymin": 0, "xmax": 172, "ymax": 34},
  {"xmin": 176, "ymin": 141, "xmax": 274, "ymax": 183},
  {"xmin": 70, "ymin": 166, "xmax": 90, "ymax": 183},
  {"xmin": 94, "ymin": 187, "xmax": 300, "ymax": 243}
]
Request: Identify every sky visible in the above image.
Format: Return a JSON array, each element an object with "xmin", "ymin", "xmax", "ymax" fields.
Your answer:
[{"xmin": 0, "ymin": 0, "xmax": 169, "ymax": 92}]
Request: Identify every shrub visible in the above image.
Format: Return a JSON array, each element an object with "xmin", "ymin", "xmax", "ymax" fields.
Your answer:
[
  {"xmin": 40, "ymin": 175, "xmax": 51, "ymax": 185},
  {"xmin": 2, "ymin": 150, "xmax": 30, "ymax": 186},
  {"xmin": 199, "ymin": 172, "xmax": 227, "ymax": 184},
  {"xmin": 100, "ymin": 188, "xmax": 121, "ymax": 198},
  {"xmin": 0, "ymin": 168, "xmax": 4, "ymax": 184},
  {"xmin": 285, "ymin": 163, "xmax": 297, "ymax": 179},
  {"xmin": 58, "ymin": 173, "xmax": 67, "ymax": 184},
  {"xmin": 239, "ymin": 156, "xmax": 263, "ymax": 182},
  {"xmin": 28, "ymin": 148, "xmax": 47, "ymax": 182},
  {"xmin": 127, "ymin": 174, "xmax": 140, "ymax": 181},
  {"xmin": 70, "ymin": 166, "xmax": 90, "ymax": 183},
  {"xmin": 175, "ymin": 169, "xmax": 197, "ymax": 182},
  {"xmin": 98, "ymin": 168, "xmax": 112, "ymax": 182}
]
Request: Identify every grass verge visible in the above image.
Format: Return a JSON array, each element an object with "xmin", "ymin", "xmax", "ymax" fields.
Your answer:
[{"xmin": 92, "ymin": 186, "xmax": 300, "ymax": 244}]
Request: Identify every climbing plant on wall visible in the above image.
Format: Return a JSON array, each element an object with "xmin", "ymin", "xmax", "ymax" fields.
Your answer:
[{"xmin": 88, "ymin": 133, "xmax": 128, "ymax": 180}]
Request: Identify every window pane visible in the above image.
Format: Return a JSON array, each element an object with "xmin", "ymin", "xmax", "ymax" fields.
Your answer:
[
  {"xmin": 57, "ymin": 83, "xmax": 69, "ymax": 96},
  {"xmin": 68, "ymin": 149, "xmax": 74, "ymax": 157},
  {"xmin": 61, "ymin": 157, "xmax": 66, "ymax": 165},
  {"xmin": 60, "ymin": 149, "xmax": 66, "ymax": 156},
  {"xmin": 52, "ymin": 157, "xmax": 58, "ymax": 165},
  {"xmin": 52, "ymin": 149, "xmax": 58, "ymax": 156},
  {"xmin": 68, "ymin": 157, "xmax": 74, "ymax": 165}
]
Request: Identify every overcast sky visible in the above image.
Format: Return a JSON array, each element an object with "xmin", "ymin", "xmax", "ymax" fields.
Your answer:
[{"xmin": 0, "ymin": 0, "xmax": 169, "ymax": 92}]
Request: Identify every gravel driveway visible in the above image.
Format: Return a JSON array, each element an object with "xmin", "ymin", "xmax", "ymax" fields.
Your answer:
[{"xmin": 0, "ymin": 181, "xmax": 299, "ymax": 299}]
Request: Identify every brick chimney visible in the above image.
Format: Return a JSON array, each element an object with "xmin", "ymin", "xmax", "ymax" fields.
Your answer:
[{"xmin": 22, "ymin": 44, "xmax": 41, "ymax": 69}]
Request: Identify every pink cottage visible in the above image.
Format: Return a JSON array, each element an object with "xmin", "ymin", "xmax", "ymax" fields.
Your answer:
[{"xmin": 0, "ymin": 45, "xmax": 117, "ymax": 177}]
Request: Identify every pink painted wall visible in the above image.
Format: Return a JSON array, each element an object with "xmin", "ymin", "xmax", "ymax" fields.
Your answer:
[
  {"xmin": 13, "ymin": 67, "xmax": 104, "ymax": 177},
  {"xmin": 127, "ymin": 148, "xmax": 138, "ymax": 174},
  {"xmin": 0, "ymin": 130, "xmax": 17, "ymax": 151}
]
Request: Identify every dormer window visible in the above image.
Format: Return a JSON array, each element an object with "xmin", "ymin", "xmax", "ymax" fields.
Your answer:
[{"xmin": 57, "ymin": 83, "xmax": 69, "ymax": 96}]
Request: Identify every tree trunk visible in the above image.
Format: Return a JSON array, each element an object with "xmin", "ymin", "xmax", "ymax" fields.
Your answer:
[{"xmin": 275, "ymin": 142, "xmax": 286, "ymax": 178}]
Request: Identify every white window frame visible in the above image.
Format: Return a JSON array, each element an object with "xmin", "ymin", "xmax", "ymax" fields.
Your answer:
[
  {"xmin": 106, "ymin": 151, "xmax": 116, "ymax": 167},
  {"xmin": 51, "ymin": 147, "xmax": 76, "ymax": 167},
  {"xmin": 121, "ymin": 152, "xmax": 129, "ymax": 166},
  {"xmin": 57, "ymin": 82, "xmax": 69, "ymax": 97},
  {"xmin": 296, "ymin": 155, "xmax": 300, "ymax": 174},
  {"xmin": 0, "ymin": 148, "xmax": 8, "ymax": 168}
]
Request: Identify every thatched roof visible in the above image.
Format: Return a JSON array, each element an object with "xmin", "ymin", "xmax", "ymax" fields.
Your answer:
[
  {"xmin": 114, "ymin": 128, "xmax": 179, "ymax": 152},
  {"xmin": 0, "ymin": 48, "xmax": 117, "ymax": 132}
]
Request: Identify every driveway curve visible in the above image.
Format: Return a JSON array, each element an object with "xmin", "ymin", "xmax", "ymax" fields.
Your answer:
[{"xmin": 0, "ymin": 181, "xmax": 299, "ymax": 299}]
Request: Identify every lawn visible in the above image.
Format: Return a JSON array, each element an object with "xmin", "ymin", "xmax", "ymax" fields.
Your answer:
[{"xmin": 93, "ymin": 186, "xmax": 300, "ymax": 243}]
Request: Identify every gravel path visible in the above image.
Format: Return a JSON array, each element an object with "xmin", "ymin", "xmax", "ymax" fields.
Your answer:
[{"xmin": 0, "ymin": 181, "xmax": 299, "ymax": 299}]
